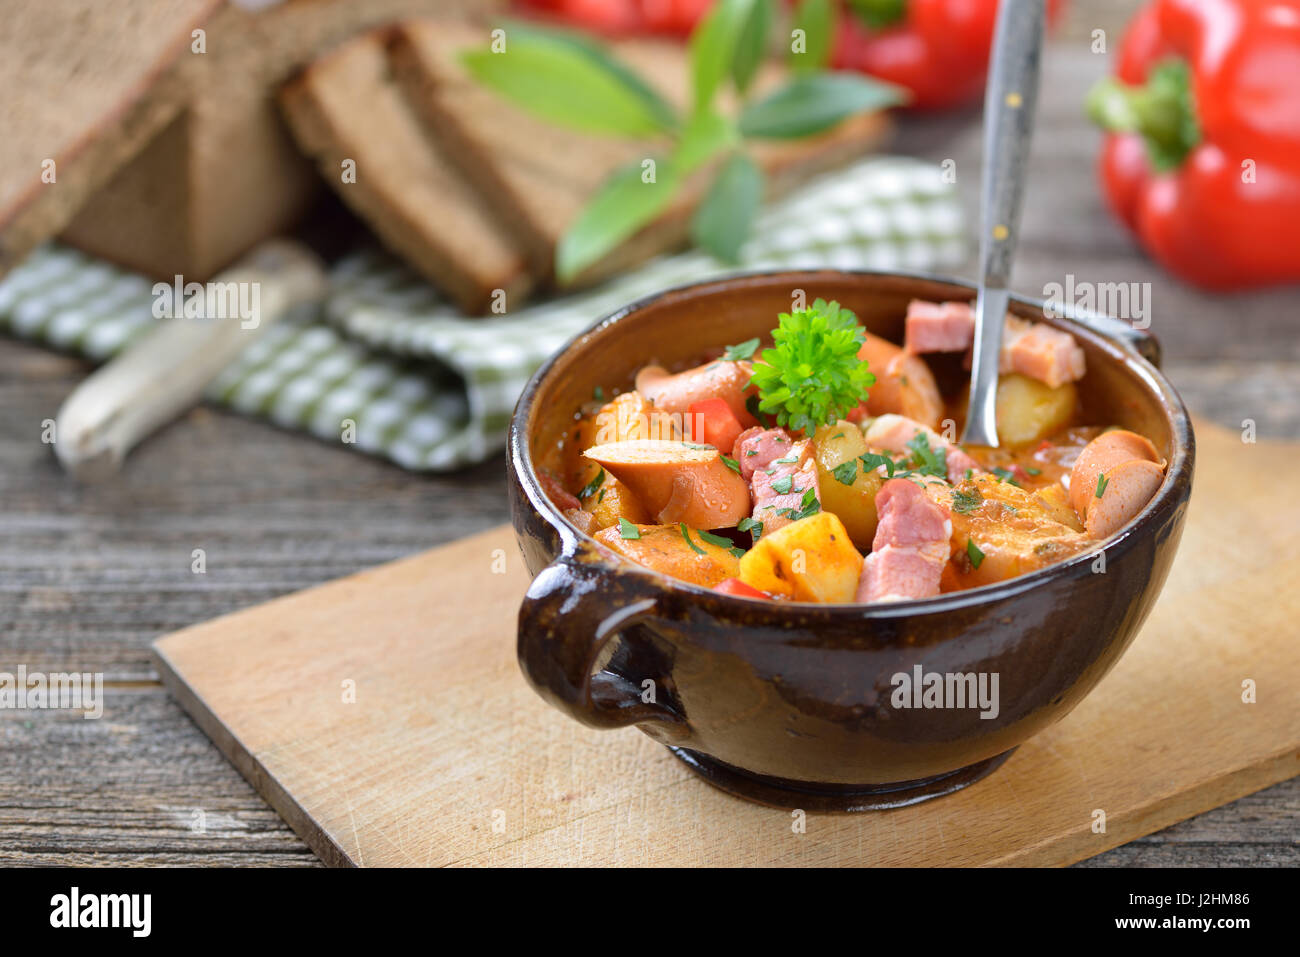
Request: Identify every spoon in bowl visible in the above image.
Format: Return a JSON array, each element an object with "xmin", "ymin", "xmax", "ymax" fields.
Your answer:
[{"xmin": 961, "ymin": 0, "xmax": 1047, "ymax": 448}]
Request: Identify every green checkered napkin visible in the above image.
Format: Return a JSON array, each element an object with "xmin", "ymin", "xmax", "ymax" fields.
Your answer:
[{"xmin": 0, "ymin": 156, "xmax": 965, "ymax": 471}]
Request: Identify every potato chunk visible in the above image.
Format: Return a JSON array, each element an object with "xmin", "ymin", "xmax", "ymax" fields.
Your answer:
[
  {"xmin": 738, "ymin": 512, "xmax": 863, "ymax": 602},
  {"xmin": 993, "ymin": 373, "xmax": 1078, "ymax": 447},
  {"xmin": 581, "ymin": 474, "xmax": 649, "ymax": 532},
  {"xmin": 594, "ymin": 523, "xmax": 740, "ymax": 588},
  {"xmin": 811, "ymin": 421, "xmax": 883, "ymax": 549}
]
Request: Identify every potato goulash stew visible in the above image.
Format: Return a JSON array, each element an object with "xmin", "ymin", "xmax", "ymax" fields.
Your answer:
[{"xmin": 536, "ymin": 299, "xmax": 1167, "ymax": 603}]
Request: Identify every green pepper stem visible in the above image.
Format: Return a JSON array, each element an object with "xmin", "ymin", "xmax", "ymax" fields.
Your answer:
[
  {"xmin": 1086, "ymin": 58, "xmax": 1201, "ymax": 172},
  {"xmin": 846, "ymin": 0, "xmax": 908, "ymax": 30}
]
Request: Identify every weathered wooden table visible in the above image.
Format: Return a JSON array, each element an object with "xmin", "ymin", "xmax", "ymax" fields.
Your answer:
[{"xmin": 1, "ymin": 1, "xmax": 1295, "ymax": 865}]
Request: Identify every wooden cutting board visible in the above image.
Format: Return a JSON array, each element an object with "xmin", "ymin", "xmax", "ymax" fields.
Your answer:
[{"xmin": 153, "ymin": 421, "xmax": 1300, "ymax": 866}]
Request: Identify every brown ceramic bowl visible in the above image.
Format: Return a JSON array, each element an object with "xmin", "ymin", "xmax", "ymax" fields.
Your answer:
[{"xmin": 508, "ymin": 271, "xmax": 1194, "ymax": 811}]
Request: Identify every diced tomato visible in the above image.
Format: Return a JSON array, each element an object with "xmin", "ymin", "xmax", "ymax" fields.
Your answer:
[
  {"xmin": 688, "ymin": 398, "xmax": 744, "ymax": 454},
  {"xmin": 714, "ymin": 578, "xmax": 769, "ymax": 599}
]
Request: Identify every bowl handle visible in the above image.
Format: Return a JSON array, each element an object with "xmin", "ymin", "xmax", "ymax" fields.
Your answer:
[{"xmin": 518, "ymin": 544, "xmax": 687, "ymax": 732}]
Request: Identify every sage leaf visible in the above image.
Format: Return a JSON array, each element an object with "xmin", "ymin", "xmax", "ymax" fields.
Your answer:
[
  {"xmin": 557, "ymin": 159, "xmax": 680, "ymax": 282},
  {"xmin": 739, "ymin": 72, "xmax": 907, "ymax": 138},
  {"xmin": 692, "ymin": 152, "xmax": 763, "ymax": 263},
  {"xmin": 462, "ymin": 33, "xmax": 675, "ymax": 137}
]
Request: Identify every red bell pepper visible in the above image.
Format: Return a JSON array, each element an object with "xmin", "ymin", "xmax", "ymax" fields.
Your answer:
[
  {"xmin": 512, "ymin": 0, "xmax": 709, "ymax": 36},
  {"xmin": 832, "ymin": 0, "xmax": 1065, "ymax": 110},
  {"xmin": 714, "ymin": 577, "xmax": 770, "ymax": 598},
  {"xmin": 1088, "ymin": 0, "xmax": 1300, "ymax": 289},
  {"xmin": 688, "ymin": 397, "xmax": 745, "ymax": 453}
]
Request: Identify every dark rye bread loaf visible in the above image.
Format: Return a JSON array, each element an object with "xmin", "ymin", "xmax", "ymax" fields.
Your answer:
[
  {"xmin": 389, "ymin": 18, "xmax": 892, "ymax": 288},
  {"xmin": 0, "ymin": 0, "xmax": 221, "ymax": 276},
  {"xmin": 59, "ymin": 0, "xmax": 503, "ymax": 284},
  {"xmin": 279, "ymin": 28, "xmax": 532, "ymax": 315}
]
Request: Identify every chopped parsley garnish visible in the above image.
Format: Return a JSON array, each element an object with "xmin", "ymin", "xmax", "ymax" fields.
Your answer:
[
  {"xmin": 697, "ymin": 529, "xmax": 734, "ymax": 549},
  {"xmin": 773, "ymin": 454, "xmax": 799, "ymax": 464},
  {"xmin": 771, "ymin": 475, "xmax": 794, "ymax": 494},
  {"xmin": 745, "ymin": 393, "xmax": 771, "ymax": 428},
  {"xmin": 965, "ymin": 467, "xmax": 973, "ymax": 480},
  {"xmin": 950, "ymin": 485, "xmax": 984, "ymax": 514},
  {"xmin": 618, "ymin": 518, "xmax": 640, "ymax": 540},
  {"xmin": 793, "ymin": 487, "xmax": 821, "ymax": 520},
  {"xmin": 593, "ymin": 385, "xmax": 604, "ymax": 401},
  {"xmin": 737, "ymin": 516, "xmax": 763, "ymax": 540},
  {"xmin": 860, "ymin": 451, "xmax": 899, "ymax": 478},
  {"xmin": 721, "ymin": 455, "xmax": 741, "ymax": 474},
  {"xmin": 597, "ymin": 488, "xmax": 606, "ymax": 503},
  {"xmin": 832, "ymin": 460, "xmax": 858, "ymax": 486},
  {"xmin": 679, "ymin": 524, "xmax": 706, "ymax": 555},
  {"xmin": 1096, "ymin": 472, "xmax": 1110, "ymax": 498},
  {"xmin": 723, "ymin": 337, "xmax": 760, "ymax": 361},
  {"xmin": 577, "ymin": 468, "xmax": 605, "ymax": 499},
  {"xmin": 904, "ymin": 432, "xmax": 948, "ymax": 479},
  {"xmin": 748, "ymin": 298, "xmax": 876, "ymax": 433},
  {"xmin": 1025, "ymin": 466, "xmax": 1042, "ymax": 476},
  {"xmin": 966, "ymin": 538, "xmax": 985, "ymax": 569},
  {"xmin": 991, "ymin": 467, "xmax": 1022, "ymax": 488},
  {"xmin": 745, "ymin": 449, "xmax": 759, "ymax": 456}
]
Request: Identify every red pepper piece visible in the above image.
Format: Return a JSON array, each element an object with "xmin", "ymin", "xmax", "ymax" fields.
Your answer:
[
  {"xmin": 714, "ymin": 577, "xmax": 770, "ymax": 599},
  {"xmin": 688, "ymin": 397, "xmax": 745, "ymax": 454}
]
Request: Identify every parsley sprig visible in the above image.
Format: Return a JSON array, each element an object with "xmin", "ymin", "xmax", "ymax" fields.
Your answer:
[{"xmin": 748, "ymin": 299, "xmax": 876, "ymax": 434}]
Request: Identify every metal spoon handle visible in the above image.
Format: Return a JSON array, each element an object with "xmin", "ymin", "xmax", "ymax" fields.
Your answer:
[{"xmin": 962, "ymin": 0, "xmax": 1046, "ymax": 448}]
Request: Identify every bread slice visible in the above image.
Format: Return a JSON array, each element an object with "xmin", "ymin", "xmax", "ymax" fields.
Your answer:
[
  {"xmin": 279, "ymin": 28, "xmax": 532, "ymax": 314},
  {"xmin": 389, "ymin": 18, "xmax": 891, "ymax": 287},
  {"xmin": 0, "ymin": 0, "xmax": 221, "ymax": 276},
  {"xmin": 60, "ymin": 0, "xmax": 504, "ymax": 284}
]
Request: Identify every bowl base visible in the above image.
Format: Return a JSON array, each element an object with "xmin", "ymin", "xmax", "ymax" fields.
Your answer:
[{"xmin": 667, "ymin": 747, "xmax": 1016, "ymax": 812}]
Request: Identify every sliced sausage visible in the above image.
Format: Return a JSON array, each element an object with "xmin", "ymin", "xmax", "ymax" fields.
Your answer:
[
  {"xmin": 1068, "ymin": 429, "xmax": 1164, "ymax": 537},
  {"xmin": 584, "ymin": 439, "xmax": 751, "ymax": 529},
  {"xmin": 635, "ymin": 359, "xmax": 758, "ymax": 428},
  {"xmin": 853, "ymin": 332, "xmax": 944, "ymax": 428}
]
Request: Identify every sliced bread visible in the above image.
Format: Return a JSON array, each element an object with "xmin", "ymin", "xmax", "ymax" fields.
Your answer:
[
  {"xmin": 279, "ymin": 28, "xmax": 533, "ymax": 314},
  {"xmin": 0, "ymin": 0, "xmax": 221, "ymax": 276}
]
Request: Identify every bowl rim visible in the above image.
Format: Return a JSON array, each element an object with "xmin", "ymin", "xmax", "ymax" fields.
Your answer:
[{"xmin": 509, "ymin": 268, "xmax": 1195, "ymax": 618}]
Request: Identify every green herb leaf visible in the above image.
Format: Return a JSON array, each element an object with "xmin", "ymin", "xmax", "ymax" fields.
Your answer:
[
  {"xmin": 578, "ymin": 468, "xmax": 606, "ymax": 499},
  {"xmin": 731, "ymin": 0, "xmax": 773, "ymax": 95},
  {"xmin": 773, "ymin": 454, "xmax": 798, "ymax": 464},
  {"xmin": 724, "ymin": 337, "xmax": 761, "ymax": 361},
  {"xmin": 739, "ymin": 72, "xmax": 908, "ymax": 139},
  {"xmin": 860, "ymin": 451, "xmax": 898, "ymax": 478},
  {"xmin": 790, "ymin": 0, "xmax": 832, "ymax": 72},
  {"xmin": 690, "ymin": 0, "xmax": 757, "ymax": 114},
  {"xmin": 792, "ymin": 486, "xmax": 821, "ymax": 520},
  {"xmin": 832, "ymin": 460, "xmax": 858, "ymax": 485},
  {"xmin": 746, "ymin": 392, "xmax": 771, "ymax": 427},
  {"xmin": 749, "ymin": 298, "xmax": 876, "ymax": 433},
  {"xmin": 1096, "ymin": 472, "xmax": 1110, "ymax": 498},
  {"xmin": 721, "ymin": 455, "xmax": 741, "ymax": 473},
  {"xmin": 1025, "ymin": 466, "xmax": 1042, "ymax": 476},
  {"xmin": 950, "ymin": 485, "xmax": 983, "ymax": 515},
  {"xmin": 771, "ymin": 475, "xmax": 794, "ymax": 494},
  {"xmin": 462, "ymin": 33, "xmax": 676, "ymax": 137},
  {"xmin": 557, "ymin": 159, "xmax": 680, "ymax": 282},
  {"xmin": 966, "ymin": 538, "xmax": 985, "ymax": 569},
  {"xmin": 673, "ymin": 109, "xmax": 738, "ymax": 174},
  {"xmin": 846, "ymin": 0, "xmax": 907, "ymax": 29},
  {"xmin": 991, "ymin": 466, "xmax": 1022, "ymax": 488},
  {"xmin": 692, "ymin": 152, "xmax": 764, "ymax": 263},
  {"xmin": 618, "ymin": 517, "xmax": 641, "ymax": 539},
  {"xmin": 730, "ymin": 546, "xmax": 747, "ymax": 559},
  {"xmin": 680, "ymin": 523, "xmax": 707, "ymax": 555},
  {"xmin": 593, "ymin": 385, "xmax": 605, "ymax": 401},
  {"xmin": 904, "ymin": 431, "xmax": 948, "ymax": 479},
  {"xmin": 737, "ymin": 516, "xmax": 763, "ymax": 540},
  {"xmin": 697, "ymin": 529, "xmax": 735, "ymax": 549}
]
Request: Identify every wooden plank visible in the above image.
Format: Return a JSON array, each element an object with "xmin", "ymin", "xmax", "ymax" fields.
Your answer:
[{"xmin": 151, "ymin": 421, "xmax": 1300, "ymax": 866}]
